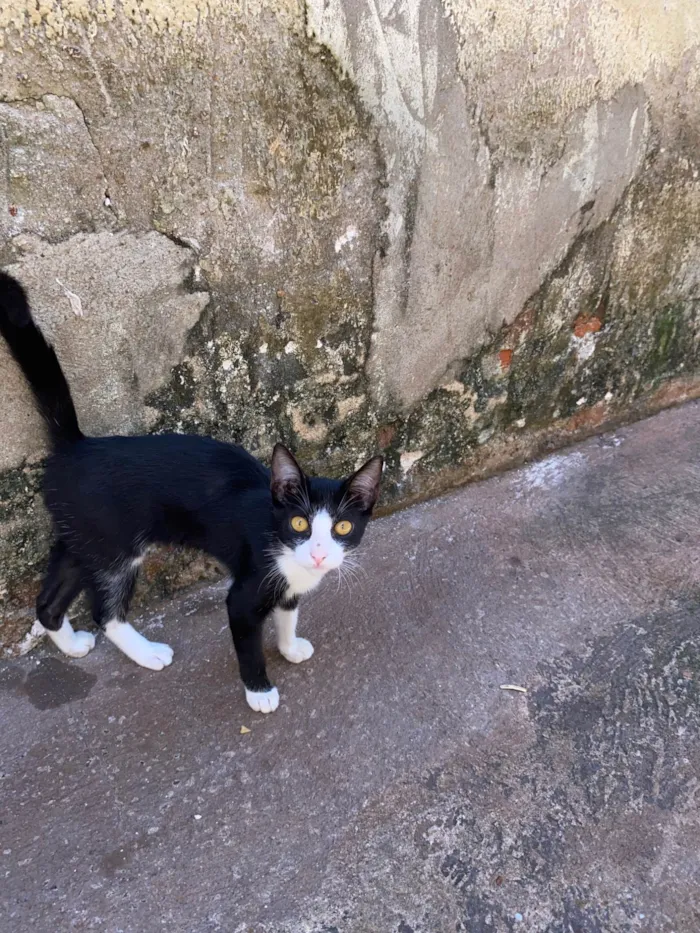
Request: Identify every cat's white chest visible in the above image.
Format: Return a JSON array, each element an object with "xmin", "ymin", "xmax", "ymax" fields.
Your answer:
[{"xmin": 275, "ymin": 550, "xmax": 327, "ymax": 598}]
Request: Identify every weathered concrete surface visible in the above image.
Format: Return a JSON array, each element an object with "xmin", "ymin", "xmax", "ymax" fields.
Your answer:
[
  {"xmin": 1, "ymin": 231, "xmax": 209, "ymax": 469},
  {"xmin": 307, "ymin": 0, "xmax": 700, "ymax": 406},
  {"xmin": 2, "ymin": 402, "xmax": 700, "ymax": 932},
  {"xmin": 3, "ymin": 0, "xmax": 700, "ymax": 646}
]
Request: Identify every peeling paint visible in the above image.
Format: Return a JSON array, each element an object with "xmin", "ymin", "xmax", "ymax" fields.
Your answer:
[
  {"xmin": 334, "ymin": 224, "xmax": 357, "ymax": 253},
  {"xmin": 0, "ymin": 0, "xmax": 301, "ymax": 43},
  {"xmin": 571, "ymin": 332, "xmax": 598, "ymax": 362},
  {"xmin": 400, "ymin": 451, "xmax": 425, "ymax": 475},
  {"xmin": 337, "ymin": 395, "xmax": 364, "ymax": 421},
  {"xmin": 444, "ymin": 0, "xmax": 700, "ymax": 147}
]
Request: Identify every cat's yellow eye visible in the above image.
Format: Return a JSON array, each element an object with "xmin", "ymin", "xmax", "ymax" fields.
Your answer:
[
  {"xmin": 334, "ymin": 520, "xmax": 353, "ymax": 536},
  {"xmin": 290, "ymin": 516, "xmax": 309, "ymax": 533}
]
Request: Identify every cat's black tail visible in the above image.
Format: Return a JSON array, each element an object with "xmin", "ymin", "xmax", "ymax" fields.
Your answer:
[{"xmin": 0, "ymin": 271, "xmax": 83, "ymax": 447}]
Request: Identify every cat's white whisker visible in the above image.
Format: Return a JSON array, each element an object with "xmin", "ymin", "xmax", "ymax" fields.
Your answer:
[{"xmin": 340, "ymin": 568, "xmax": 360, "ymax": 591}]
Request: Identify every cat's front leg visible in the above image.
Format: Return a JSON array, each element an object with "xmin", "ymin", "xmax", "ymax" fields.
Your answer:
[
  {"xmin": 274, "ymin": 600, "xmax": 314, "ymax": 664},
  {"xmin": 226, "ymin": 587, "xmax": 279, "ymax": 713}
]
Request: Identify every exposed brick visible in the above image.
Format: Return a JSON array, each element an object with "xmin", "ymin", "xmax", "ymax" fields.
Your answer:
[
  {"xmin": 646, "ymin": 377, "xmax": 700, "ymax": 409},
  {"xmin": 498, "ymin": 348, "xmax": 514, "ymax": 370},
  {"xmin": 505, "ymin": 305, "xmax": 536, "ymax": 344},
  {"xmin": 376, "ymin": 423, "xmax": 397, "ymax": 448},
  {"xmin": 573, "ymin": 313, "xmax": 603, "ymax": 338},
  {"xmin": 563, "ymin": 401, "xmax": 607, "ymax": 433}
]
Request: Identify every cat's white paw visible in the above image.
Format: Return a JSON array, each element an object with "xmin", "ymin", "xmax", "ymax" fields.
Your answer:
[
  {"xmin": 69, "ymin": 630, "xmax": 97, "ymax": 658},
  {"xmin": 245, "ymin": 686, "xmax": 280, "ymax": 714},
  {"xmin": 136, "ymin": 641, "xmax": 174, "ymax": 671},
  {"xmin": 279, "ymin": 637, "xmax": 314, "ymax": 664},
  {"xmin": 104, "ymin": 621, "xmax": 174, "ymax": 671},
  {"xmin": 44, "ymin": 618, "xmax": 96, "ymax": 658}
]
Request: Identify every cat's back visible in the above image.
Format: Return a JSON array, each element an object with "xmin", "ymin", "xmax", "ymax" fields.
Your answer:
[{"xmin": 46, "ymin": 432, "xmax": 269, "ymax": 503}]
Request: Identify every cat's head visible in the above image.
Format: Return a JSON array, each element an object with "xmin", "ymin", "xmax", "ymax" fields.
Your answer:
[{"xmin": 270, "ymin": 444, "xmax": 383, "ymax": 588}]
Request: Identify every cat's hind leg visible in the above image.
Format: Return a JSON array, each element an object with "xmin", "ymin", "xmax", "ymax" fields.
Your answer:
[
  {"xmin": 88, "ymin": 557, "xmax": 174, "ymax": 671},
  {"xmin": 36, "ymin": 540, "xmax": 95, "ymax": 658}
]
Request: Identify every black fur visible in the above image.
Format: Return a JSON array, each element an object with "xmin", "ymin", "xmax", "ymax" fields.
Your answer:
[
  {"xmin": 0, "ymin": 273, "xmax": 82, "ymax": 445},
  {"xmin": 0, "ymin": 271, "xmax": 382, "ymax": 697}
]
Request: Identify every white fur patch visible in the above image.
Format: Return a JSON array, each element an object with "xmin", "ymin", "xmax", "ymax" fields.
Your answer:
[
  {"xmin": 44, "ymin": 616, "xmax": 96, "ymax": 658},
  {"xmin": 104, "ymin": 620, "xmax": 174, "ymax": 671},
  {"xmin": 280, "ymin": 637, "xmax": 314, "ymax": 664},
  {"xmin": 276, "ymin": 509, "xmax": 345, "ymax": 597},
  {"xmin": 245, "ymin": 686, "xmax": 280, "ymax": 714},
  {"xmin": 274, "ymin": 607, "xmax": 314, "ymax": 663},
  {"xmin": 275, "ymin": 553, "xmax": 326, "ymax": 598}
]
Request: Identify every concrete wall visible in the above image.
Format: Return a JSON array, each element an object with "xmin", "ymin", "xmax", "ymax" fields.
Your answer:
[{"xmin": 2, "ymin": 0, "xmax": 700, "ymax": 650}]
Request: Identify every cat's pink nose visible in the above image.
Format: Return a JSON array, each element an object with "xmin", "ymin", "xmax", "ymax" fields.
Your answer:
[{"xmin": 311, "ymin": 551, "xmax": 326, "ymax": 568}]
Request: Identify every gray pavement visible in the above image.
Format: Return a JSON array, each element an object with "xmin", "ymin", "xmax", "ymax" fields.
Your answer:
[{"xmin": 2, "ymin": 403, "xmax": 700, "ymax": 933}]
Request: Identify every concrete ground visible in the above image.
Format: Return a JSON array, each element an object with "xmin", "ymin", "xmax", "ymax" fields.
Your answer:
[{"xmin": 2, "ymin": 405, "xmax": 700, "ymax": 933}]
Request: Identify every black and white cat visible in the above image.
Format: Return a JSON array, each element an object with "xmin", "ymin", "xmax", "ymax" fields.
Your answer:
[{"xmin": 0, "ymin": 272, "xmax": 382, "ymax": 713}]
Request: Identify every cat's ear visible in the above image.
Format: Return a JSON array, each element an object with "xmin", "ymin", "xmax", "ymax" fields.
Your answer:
[
  {"xmin": 344, "ymin": 455, "xmax": 383, "ymax": 512},
  {"xmin": 271, "ymin": 443, "xmax": 304, "ymax": 503}
]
